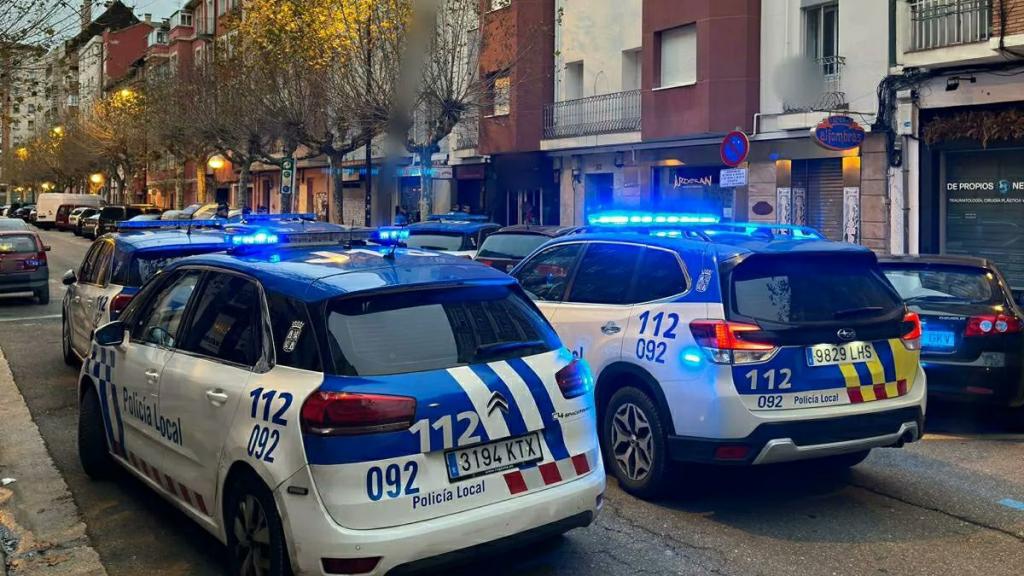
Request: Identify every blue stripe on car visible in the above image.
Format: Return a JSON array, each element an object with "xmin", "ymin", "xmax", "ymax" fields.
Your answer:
[{"xmin": 506, "ymin": 358, "xmax": 569, "ymax": 461}]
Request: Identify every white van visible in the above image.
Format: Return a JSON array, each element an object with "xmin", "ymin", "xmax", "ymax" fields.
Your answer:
[{"xmin": 35, "ymin": 193, "xmax": 104, "ymax": 229}]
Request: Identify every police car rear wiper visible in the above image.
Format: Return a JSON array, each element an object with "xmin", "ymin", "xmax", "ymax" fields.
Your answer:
[
  {"xmin": 833, "ymin": 306, "xmax": 885, "ymax": 319},
  {"xmin": 475, "ymin": 340, "xmax": 546, "ymax": 356}
]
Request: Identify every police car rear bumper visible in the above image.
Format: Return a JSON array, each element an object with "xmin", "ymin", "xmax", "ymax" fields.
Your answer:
[
  {"xmin": 666, "ymin": 406, "xmax": 925, "ymax": 466},
  {"xmin": 275, "ymin": 463, "xmax": 604, "ymax": 576}
]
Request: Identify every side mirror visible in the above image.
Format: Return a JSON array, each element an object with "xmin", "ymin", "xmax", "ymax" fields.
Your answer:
[
  {"xmin": 62, "ymin": 269, "xmax": 77, "ymax": 286},
  {"xmin": 94, "ymin": 321, "xmax": 127, "ymax": 347},
  {"xmin": 43, "ymin": 245, "xmax": 51, "ymax": 252}
]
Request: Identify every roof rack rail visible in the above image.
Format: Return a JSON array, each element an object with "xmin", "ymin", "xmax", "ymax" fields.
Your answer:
[{"xmin": 115, "ymin": 219, "xmax": 224, "ymax": 231}]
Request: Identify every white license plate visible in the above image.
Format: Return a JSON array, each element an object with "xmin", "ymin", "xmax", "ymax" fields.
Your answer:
[
  {"xmin": 806, "ymin": 342, "xmax": 876, "ymax": 367},
  {"xmin": 445, "ymin": 432, "xmax": 544, "ymax": 482}
]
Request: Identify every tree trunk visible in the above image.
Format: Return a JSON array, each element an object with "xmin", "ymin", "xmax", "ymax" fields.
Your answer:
[
  {"xmin": 329, "ymin": 153, "xmax": 344, "ymax": 225},
  {"xmin": 196, "ymin": 156, "xmax": 207, "ymax": 204},
  {"xmin": 174, "ymin": 160, "xmax": 184, "ymax": 209},
  {"xmin": 418, "ymin": 148, "xmax": 434, "ymax": 219},
  {"xmin": 238, "ymin": 161, "xmax": 252, "ymax": 209}
]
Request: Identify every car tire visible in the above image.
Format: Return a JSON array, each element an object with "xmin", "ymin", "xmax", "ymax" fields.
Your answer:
[
  {"xmin": 602, "ymin": 386, "xmax": 671, "ymax": 499},
  {"xmin": 35, "ymin": 286, "xmax": 49, "ymax": 305},
  {"xmin": 225, "ymin": 472, "xmax": 290, "ymax": 576},
  {"xmin": 63, "ymin": 313, "xmax": 78, "ymax": 366},
  {"xmin": 78, "ymin": 386, "xmax": 114, "ymax": 480},
  {"xmin": 819, "ymin": 449, "xmax": 872, "ymax": 469}
]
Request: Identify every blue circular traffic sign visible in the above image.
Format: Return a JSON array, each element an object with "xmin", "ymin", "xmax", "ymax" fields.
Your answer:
[{"xmin": 720, "ymin": 131, "xmax": 750, "ymax": 167}]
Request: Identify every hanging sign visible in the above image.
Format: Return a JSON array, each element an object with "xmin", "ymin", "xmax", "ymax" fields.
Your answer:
[{"xmin": 812, "ymin": 115, "xmax": 865, "ymax": 151}]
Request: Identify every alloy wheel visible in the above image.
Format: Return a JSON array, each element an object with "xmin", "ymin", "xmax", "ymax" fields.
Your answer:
[
  {"xmin": 233, "ymin": 494, "xmax": 272, "ymax": 576},
  {"xmin": 610, "ymin": 402, "xmax": 654, "ymax": 482}
]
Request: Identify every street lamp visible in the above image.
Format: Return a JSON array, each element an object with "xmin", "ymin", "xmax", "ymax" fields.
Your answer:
[
  {"xmin": 89, "ymin": 173, "xmax": 105, "ymax": 185},
  {"xmin": 50, "ymin": 125, "xmax": 64, "ymax": 138},
  {"xmin": 14, "ymin": 147, "xmax": 28, "ymax": 161},
  {"xmin": 207, "ymin": 155, "xmax": 226, "ymax": 170}
]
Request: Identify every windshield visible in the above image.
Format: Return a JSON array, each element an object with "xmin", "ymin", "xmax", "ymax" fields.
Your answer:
[
  {"xmin": 0, "ymin": 235, "xmax": 37, "ymax": 253},
  {"xmin": 882, "ymin": 265, "xmax": 1001, "ymax": 305},
  {"xmin": 729, "ymin": 255, "xmax": 902, "ymax": 325},
  {"xmin": 323, "ymin": 284, "xmax": 558, "ymax": 376},
  {"xmin": 477, "ymin": 233, "xmax": 550, "ymax": 259},
  {"xmin": 99, "ymin": 207, "xmax": 125, "ymax": 220},
  {"xmin": 404, "ymin": 232, "xmax": 470, "ymax": 252}
]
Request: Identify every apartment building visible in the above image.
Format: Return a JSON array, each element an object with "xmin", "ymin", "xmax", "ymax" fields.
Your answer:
[{"xmin": 889, "ymin": 0, "xmax": 1024, "ymax": 287}]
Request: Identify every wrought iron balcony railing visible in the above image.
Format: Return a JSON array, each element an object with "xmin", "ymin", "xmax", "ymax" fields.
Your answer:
[
  {"xmin": 543, "ymin": 89, "xmax": 642, "ymax": 140},
  {"xmin": 910, "ymin": 0, "xmax": 991, "ymax": 51}
]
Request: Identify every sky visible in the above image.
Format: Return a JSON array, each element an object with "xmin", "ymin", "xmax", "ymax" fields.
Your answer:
[{"xmin": 124, "ymin": 0, "xmax": 184, "ymax": 20}]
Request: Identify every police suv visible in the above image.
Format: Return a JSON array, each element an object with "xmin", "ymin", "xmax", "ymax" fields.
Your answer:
[
  {"xmin": 405, "ymin": 215, "xmax": 500, "ymax": 258},
  {"xmin": 77, "ymin": 222, "xmax": 603, "ymax": 576},
  {"xmin": 511, "ymin": 212, "xmax": 926, "ymax": 498},
  {"xmin": 61, "ymin": 219, "xmax": 228, "ymax": 366}
]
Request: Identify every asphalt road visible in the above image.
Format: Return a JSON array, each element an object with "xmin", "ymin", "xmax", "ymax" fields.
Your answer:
[{"xmin": 1, "ymin": 227, "xmax": 1023, "ymax": 576}]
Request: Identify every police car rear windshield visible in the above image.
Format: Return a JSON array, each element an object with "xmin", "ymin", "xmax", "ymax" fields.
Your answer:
[
  {"xmin": 405, "ymin": 232, "xmax": 473, "ymax": 252},
  {"xmin": 111, "ymin": 248, "xmax": 227, "ymax": 287},
  {"xmin": 323, "ymin": 284, "xmax": 559, "ymax": 376},
  {"xmin": 728, "ymin": 254, "xmax": 902, "ymax": 325},
  {"xmin": 477, "ymin": 234, "xmax": 550, "ymax": 260}
]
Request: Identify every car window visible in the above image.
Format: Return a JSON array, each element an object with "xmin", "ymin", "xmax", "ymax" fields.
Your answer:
[
  {"xmin": 882, "ymin": 265, "xmax": 1001, "ymax": 306},
  {"xmin": 93, "ymin": 242, "xmax": 115, "ymax": 286},
  {"xmin": 78, "ymin": 243, "xmax": 101, "ymax": 283},
  {"xmin": 132, "ymin": 271, "xmax": 202, "ymax": 348},
  {"xmin": 631, "ymin": 248, "xmax": 688, "ymax": 303},
  {"xmin": 178, "ymin": 273, "xmax": 262, "ymax": 367},
  {"xmin": 568, "ymin": 243, "xmax": 644, "ymax": 305},
  {"xmin": 514, "ymin": 243, "xmax": 583, "ymax": 302},
  {"xmin": 477, "ymin": 233, "xmax": 551, "ymax": 260},
  {"xmin": 267, "ymin": 292, "xmax": 321, "ymax": 371},
  {"xmin": 730, "ymin": 254, "xmax": 903, "ymax": 325},
  {"xmin": 100, "ymin": 207, "xmax": 124, "ymax": 220},
  {"xmin": 324, "ymin": 284, "xmax": 559, "ymax": 376},
  {"xmin": 0, "ymin": 235, "xmax": 37, "ymax": 253},
  {"xmin": 405, "ymin": 232, "xmax": 468, "ymax": 251}
]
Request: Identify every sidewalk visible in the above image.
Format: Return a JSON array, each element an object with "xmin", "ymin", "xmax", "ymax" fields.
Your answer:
[{"xmin": 0, "ymin": 347, "xmax": 106, "ymax": 576}]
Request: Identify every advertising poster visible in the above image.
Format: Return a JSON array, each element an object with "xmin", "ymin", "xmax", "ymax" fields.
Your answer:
[
  {"xmin": 776, "ymin": 187, "xmax": 792, "ymax": 224},
  {"xmin": 843, "ymin": 186, "xmax": 860, "ymax": 244}
]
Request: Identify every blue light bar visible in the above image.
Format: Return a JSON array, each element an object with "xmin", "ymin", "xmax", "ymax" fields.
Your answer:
[
  {"xmin": 587, "ymin": 211, "xmax": 720, "ymax": 226},
  {"xmin": 228, "ymin": 230, "xmax": 280, "ymax": 247},
  {"xmin": 375, "ymin": 227, "xmax": 410, "ymax": 245},
  {"xmin": 700, "ymin": 223, "xmax": 825, "ymax": 240},
  {"xmin": 116, "ymin": 219, "xmax": 224, "ymax": 230}
]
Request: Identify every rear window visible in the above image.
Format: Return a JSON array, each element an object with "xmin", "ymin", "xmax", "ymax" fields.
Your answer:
[
  {"xmin": 100, "ymin": 207, "xmax": 125, "ymax": 220},
  {"xmin": 110, "ymin": 248, "xmax": 225, "ymax": 286},
  {"xmin": 323, "ymin": 284, "xmax": 559, "ymax": 376},
  {"xmin": 882, "ymin": 265, "xmax": 1001, "ymax": 306},
  {"xmin": 405, "ymin": 232, "xmax": 471, "ymax": 252},
  {"xmin": 477, "ymin": 234, "xmax": 550, "ymax": 259},
  {"xmin": 0, "ymin": 235, "xmax": 38, "ymax": 253},
  {"xmin": 729, "ymin": 255, "xmax": 902, "ymax": 325}
]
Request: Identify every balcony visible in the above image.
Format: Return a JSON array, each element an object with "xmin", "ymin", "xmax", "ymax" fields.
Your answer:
[
  {"xmin": 543, "ymin": 90, "xmax": 642, "ymax": 140},
  {"xmin": 909, "ymin": 0, "xmax": 991, "ymax": 51},
  {"xmin": 783, "ymin": 56, "xmax": 847, "ymax": 113}
]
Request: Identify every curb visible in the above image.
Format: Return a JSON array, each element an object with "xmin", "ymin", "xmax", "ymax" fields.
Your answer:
[{"xmin": 0, "ymin": 347, "xmax": 107, "ymax": 576}]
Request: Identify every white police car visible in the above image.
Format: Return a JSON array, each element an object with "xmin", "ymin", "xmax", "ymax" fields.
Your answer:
[
  {"xmin": 61, "ymin": 219, "xmax": 228, "ymax": 366},
  {"xmin": 77, "ymin": 222, "xmax": 603, "ymax": 575},
  {"xmin": 511, "ymin": 212, "xmax": 926, "ymax": 498},
  {"xmin": 404, "ymin": 216, "xmax": 500, "ymax": 259}
]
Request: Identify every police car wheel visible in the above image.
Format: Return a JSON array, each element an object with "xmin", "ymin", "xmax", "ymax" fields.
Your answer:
[
  {"xmin": 603, "ymin": 387, "xmax": 669, "ymax": 499},
  {"xmin": 78, "ymin": 387, "xmax": 113, "ymax": 479},
  {"xmin": 62, "ymin": 314, "xmax": 77, "ymax": 366},
  {"xmin": 226, "ymin": 474, "xmax": 289, "ymax": 576}
]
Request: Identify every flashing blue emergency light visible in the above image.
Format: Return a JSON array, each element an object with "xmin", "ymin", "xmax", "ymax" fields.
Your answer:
[
  {"xmin": 228, "ymin": 230, "xmax": 280, "ymax": 247},
  {"xmin": 587, "ymin": 211, "xmax": 720, "ymax": 226},
  {"xmin": 375, "ymin": 227, "xmax": 410, "ymax": 244},
  {"xmin": 116, "ymin": 219, "xmax": 224, "ymax": 230}
]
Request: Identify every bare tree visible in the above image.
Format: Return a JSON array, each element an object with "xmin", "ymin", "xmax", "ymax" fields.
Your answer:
[{"xmin": 81, "ymin": 88, "xmax": 150, "ymax": 203}]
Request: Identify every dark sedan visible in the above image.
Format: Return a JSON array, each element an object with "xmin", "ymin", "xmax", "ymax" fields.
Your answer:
[
  {"xmin": 880, "ymin": 255, "xmax": 1024, "ymax": 407},
  {"xmin": 473, "ymin": 225, "xmax": 580, "ymax": 272}
]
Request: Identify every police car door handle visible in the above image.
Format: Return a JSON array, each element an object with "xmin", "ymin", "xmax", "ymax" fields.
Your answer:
[
  {"xmin": 206, "ymin": 389, "xmax": 229, "ymax": 405},
  {"xmin": 144, "ymin": 369, "xmax": 160, "ymax": 382},
  {"xmin": 601, "ymin": 322, "xmax": 621, "ymax": 335}
]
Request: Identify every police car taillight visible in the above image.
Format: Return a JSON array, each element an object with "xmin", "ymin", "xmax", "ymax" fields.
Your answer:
[
  {"xmin": 109, "ymin": 293, "xmax": 134, "ymax": 320},
  {"xmin": 300, "ymin": 391, "xmax": 417, "ymax": 436},
  {"xmin": 555, "ymin": 358, "xmax": 593, "ymax": 399},
  {"xmin": 689, "ymin": 320, "xmax": 777, "ymax": 365}
]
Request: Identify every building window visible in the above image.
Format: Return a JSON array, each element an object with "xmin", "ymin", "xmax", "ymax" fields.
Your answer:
[
  {"xmin": 622, "ymin": 48, "xmax": 641, "ymax": 91},
  {"xmin": 564, "ymin": 61, "xmax": 583, "ymax": 100},
  {"xmin": 657, "ymin": 24, "xmax": 697, "ymax": 88},
  {"xmin": 805, "ymin": 3, "xmax": 839, "ymax": 68},
  {"xmin": 490, "ymin": 0, "xmax": 511, "ymax": 11},
  {"xmin": 491, "ymin": 74, "xmax": 510, "ymax": 116},
  {"xmin": 180, "ymin": 12, "xmax": 193, "ymax": 27}
]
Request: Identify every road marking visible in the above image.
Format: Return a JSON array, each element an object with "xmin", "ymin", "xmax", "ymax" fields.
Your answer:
[
  {"xmin": 0, "ymin": 314, "xmax": 61, "ymax": 323},
  {"xmin": 999, "ymin": 498, "xmax": 1024, "ymax": 511}
]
